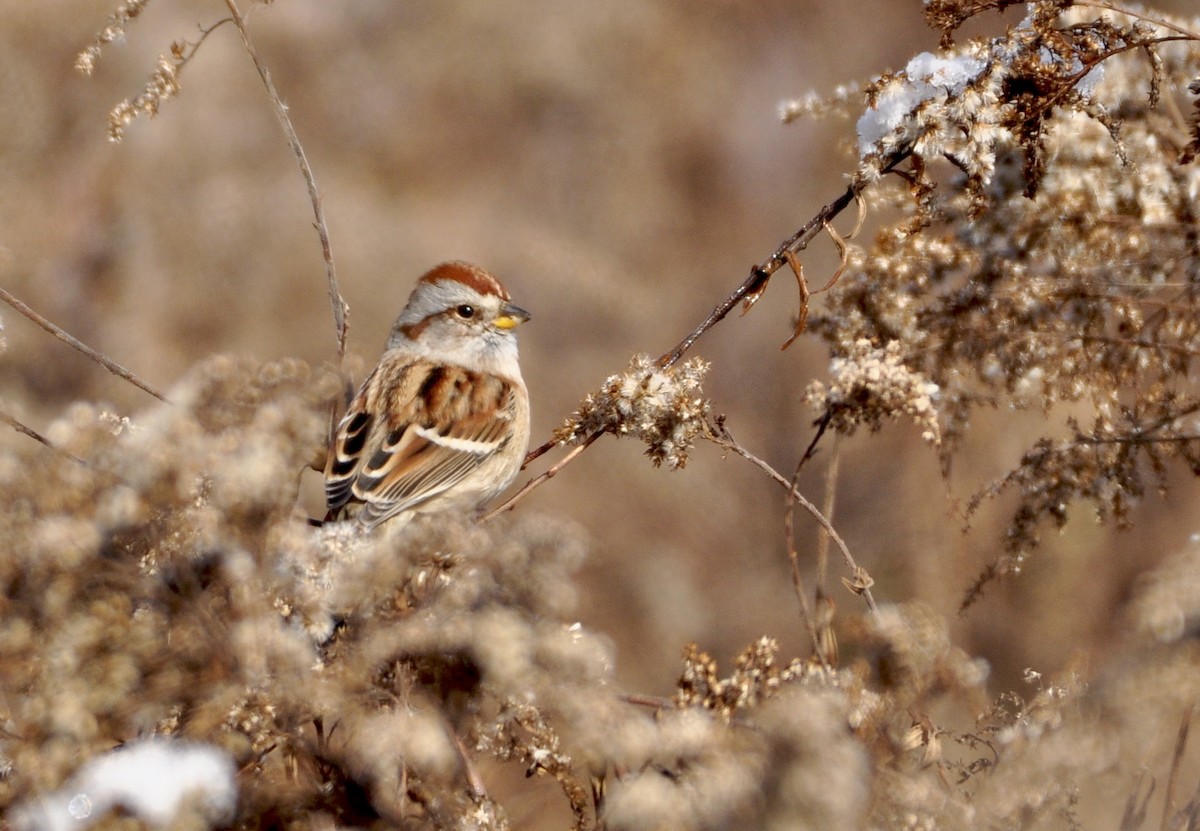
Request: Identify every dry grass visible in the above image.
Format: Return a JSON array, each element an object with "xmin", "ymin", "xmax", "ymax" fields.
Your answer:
[{"xmin": 2, "ymin": 1, "xmax": 1200, "ymax": 828}]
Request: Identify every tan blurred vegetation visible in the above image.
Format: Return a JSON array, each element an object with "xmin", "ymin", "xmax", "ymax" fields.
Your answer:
[
  {"xmin": 3, "ymin": 1, "xmax": 1200, "ymax": 828},
  {"xmin": 0, "ymin": 0, "xmax": 946, "ymax": 687}
]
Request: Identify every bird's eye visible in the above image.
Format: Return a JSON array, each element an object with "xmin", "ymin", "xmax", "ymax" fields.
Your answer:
[{"xmin": 455, "ymin": 304, "xmax": 476, "ymax": 319}]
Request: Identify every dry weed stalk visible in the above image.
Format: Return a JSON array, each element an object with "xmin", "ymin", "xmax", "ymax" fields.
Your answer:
[
  {"xmin": 0, "ymin": 287, "xmax": 168, "ymax": 403},
  {"xmin": 220, "ymin": 0, "xmax": 348, "ymax": 363},
  {"xmin": 76, "ymin": 0, "xmax": 348, "ymax": 363}
]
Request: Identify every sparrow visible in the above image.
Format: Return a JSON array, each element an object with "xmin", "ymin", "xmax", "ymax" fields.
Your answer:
[{"xmin": 324, "ymin": 261, "xmax": 530, "ymax": 530}]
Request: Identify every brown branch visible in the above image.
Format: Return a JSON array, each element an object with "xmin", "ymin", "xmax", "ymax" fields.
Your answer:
[
  {"xmin": 708, "ymin": 422, "xmax": 878, "ymax": 613},
  {"xmin": 480, "ymin": 432, "xmax": 602, "ymax": 522},
  {"xmin": 785, "ymin": 412, "xmax": 835, "ymax": 663},
  {"xmin": 1074, "ymin": 2, "xmax": 1200, "ymax": 39},
  {"xmin": 655, "ymin": 152, "xmax": 909, "ymax": 370},
  {"xmin": 0, "ymin": 408, "xmax": 85, "ymax": 465},
  {"xmin": 502, "ymin": 159, "xmax": 908, "ymax": 505},
  {"xmin": 620, "ymin": 693, "xmax": 675, "ymax": 709},
  {"xmin": 1161, "ymin": 701, "xmax": 1194, "ymax": 831},
  {"xmin": 784, "ymin": 472, "xmax": 826, "ymax": 664},
  {"xmin": 521, "ymin": 436, "xmax": 558, "ymax": 468},
  {"xmin": 496, "ymin": 154, "xmax": 907, "ymax": 509},
  {"xmin": 0, "ymin": 287, "xmax": 168, "ymax": 403},
  {"xmin": 223, "ymin": 0, "xmax": 348, "ymax": 363}
]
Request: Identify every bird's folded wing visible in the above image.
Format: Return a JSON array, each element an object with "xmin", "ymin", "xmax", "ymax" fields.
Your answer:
[{"xmin": 324, "ymin": 360, "xmax": 515, "ymax": 527}]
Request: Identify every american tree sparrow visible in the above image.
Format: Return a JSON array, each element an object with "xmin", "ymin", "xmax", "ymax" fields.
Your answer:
[{"xmin": 324, "ymin": 262, "xmax": 531, "ymax": 529}]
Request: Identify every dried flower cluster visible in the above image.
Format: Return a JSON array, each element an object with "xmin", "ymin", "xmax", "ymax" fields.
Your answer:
[
  {"xmin": 75, "ymin": 0, "xmax": 152, "ymax": 76},
  {"xmin": 1131, "ymin": 534, "xmax": 1200, "ymax": 643},
  {"xmin": 847, "ymin": 2, "xmax": 1190, "ymax": 211},
  {"xmin": 658, "ymin": 603, "xmax": 1200, "ymax": 831},
  {"xmin": 675, "ymin": 637, "xmax": 849, "ymax": 719},
  {"xmin": 106, "ymin": 46, "xmax": 188, "ymax": 143},
  {"xmin": 76, "ymin": 3, "xmax": 209, "ymax": 142},
  {"xmin": 0, "ymin": 357, "xmax": 601, "ymax": 828},
  {"xmin": 804, "ymin": 338, "xmax": 942, "ymax": 445},
  {"xmin": 554, "ymin": 354, "xmax": 712, "ymax": 469},
  {"xmin": 6, "ymin": 355, "xmax": 1147, "ymax": 831},
  {"xmin": 788, "ymin": 1, "xmax": 1200, "ymax": 581},
  {"xmin": 4, "ymin": 350, "xmax": 1181, "ymax": 829}
]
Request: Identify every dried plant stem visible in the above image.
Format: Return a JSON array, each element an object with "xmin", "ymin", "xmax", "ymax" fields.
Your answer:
[
  {"xmin": 512, "ymin": 164, "xmax": 901, "ymax": 501},
  {"xmin": 816, "ymin": 435, "xmax": 840, "ymax": 593},
  {"xmin": 1161, "ymin": 701, "xmax": 1194, "ymax": 831},
  {"xmin": 709, "ymin": 424, "xmax": 878, "ymax": 613},
  {"xmin": 784, "ymin": 421, "xmax": 841, "ymax": 664},
  {"xmin": 1075, "ymin": 1, "xmax": 1200, "ymax": 39},
  {"xmin": 620, "ymin": 693, "xmax": 675, "ymax": 709},
  {"xmin": 502, "ymin": 160, "xmax": 902, "ymax": 511},
  {"xmin": 481, "ymin": 432, "xmax": 601, "ymax": 522},
  {"xmin": 222, "ymin": 0, "xmax": 348, "ymax": 363},
  {"xmin": 655, "ymin": 154, "xmax": 906, "ymax": 370},
  {"xmin": 446, "ymin": 726, "xmax": 488, "ymax": 801},
  {"xmin": 0, "ymin": 408, "xmax": 49, "ymax": 446},
  {"xmin": 0, "ymin": 287, "xmax": 168, "ymax": 403},
  {"xmin": 0, "ymin": 408, "xmax": 84, "ymax": 465},
  {"xmin": 783, "ymin": 484, "xmax": 827, "ymax": 663},
  {"xmin": 522, "ymin": 436, "xmax": 558, "ymax": 468}
]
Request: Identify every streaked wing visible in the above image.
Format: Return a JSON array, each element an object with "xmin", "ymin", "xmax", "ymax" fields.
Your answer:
[{"xmin": 324, "ymin": 359, "xmax": 516, "ymax": 527}]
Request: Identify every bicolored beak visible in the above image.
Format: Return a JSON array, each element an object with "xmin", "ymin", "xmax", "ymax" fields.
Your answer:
[{"xmin": 494, "ymin": 303, "xmax": 531, "ymax": 330}]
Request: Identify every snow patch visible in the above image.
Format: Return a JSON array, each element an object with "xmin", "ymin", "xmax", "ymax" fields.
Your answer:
[
  {"xmin": 856, "ymin": 52, "xmax": 987, "ymax": 156},
  {"xmin": 13, "ymin": 740, "xmax": 237, "ymax": 831}
]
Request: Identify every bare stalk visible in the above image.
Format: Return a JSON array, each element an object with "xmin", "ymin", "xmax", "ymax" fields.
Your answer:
[
  {"xmin": 506, "ymin": 164, "xmax": 900, "ymax": 502},
  {"xmin": 481, "ymin": 432, "xmax": 601, "ymax": 522},
  {"xmin": 783, "ymin": 481, "xmax": 827, "ymax": 663},
  {"xmin": 1161, "ymin": 701, "xmax": 1194, "ymax": 831},
  {"xmin": 815, "ymin": 434, "xmax": 840, "ymax": 594},
  {"xmin": 0, "ymin": 408, "xmax": 85, "ymax": 465},
  {"xmin": 0, "ymin": 287, "xmax": 168, "ymax": 403},
  {"xmin": 708, "ymin": 424, "xmax": 878, "ymax": 613},
  {"xmin": 785, "ymin": 414, "xmax": 838, "ymax": 663},
  {"xmin": 223, "ymin": 0, "xmax": 348, "ymax": 363},
  {"xmin": 655, "ymin": 154, "xmax": 906, "ymax": 370}
]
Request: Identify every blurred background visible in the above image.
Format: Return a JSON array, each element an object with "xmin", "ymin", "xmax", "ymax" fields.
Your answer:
[{"xmin": 3, "ymin": 0, "xmax": 1199, "ymax": 785}]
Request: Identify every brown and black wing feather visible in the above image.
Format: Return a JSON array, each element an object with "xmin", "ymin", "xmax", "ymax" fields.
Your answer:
[{"xmin": 324, "ymin": 359, "xmax": 516, "ymax": 528}]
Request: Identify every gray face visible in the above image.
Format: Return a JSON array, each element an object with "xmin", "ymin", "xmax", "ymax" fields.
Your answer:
[{"xmin": 386, "ymin": 278, "xmax": 528, "ymax": 378}]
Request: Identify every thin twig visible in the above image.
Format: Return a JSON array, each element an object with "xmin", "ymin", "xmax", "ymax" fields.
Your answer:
[
  {"xmin": 223, "ymin": 0, "xmax": 348, "ymax": 363},
  {"xmin": 784, "ymin": 419, "xmax": 840, "ymax": 665},
  {"xmin": 522, "ymin": 436, "xmax": 558, "ymax": 468},
  {"xmin": 486, "ymin": 156, "xmax": 912, "ymax": 527},
  {"xmin": 1075, "ymin": 1, "xmax": 1200, "ymax": 39},
  {"xmin": 445, "ymin": 724, "xmax": 488, "ymax": 801},
  {"xmin": 784, "ymin": 467, "xmax": 826, "ymax": 664},
  {"xmin": 620, "ymin": 693, "xmax": 675, "ymax": 709},
  {"xmin": 655, "ymin": 151, "xmax": 909, "ymax": 370},
  {"xmin": 0, "ymin": 287, "xmax": 168, "ymax": 403},
  {"xmin": 813, "ymin": 437, "xmax": 841, "ymax": 664},
  {"xmin": 815, "ymin": 431, "xmax": 840, "ymax": 594},
  {"xmin": 481, "ymin": 432, "xmax": 601, "ymax": 522},
  {"xmin": 1161, "ymin": 701, "xmax": 1194, "ymax": 831},
  {"xmin": 709, "ymin": 423, "xmax": 878, "ymax": 613},
  {"xmin": 503, "ymin": 161, "xmax": 905, "ymax": 502},
  {"xmin": 0, "ymin": 408, "xmax": 85, "ymax": 465}
]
